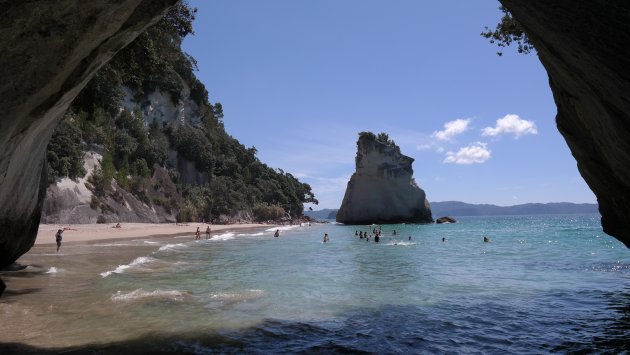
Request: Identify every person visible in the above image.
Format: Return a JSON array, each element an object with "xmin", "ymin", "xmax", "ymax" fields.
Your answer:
[
  {"xmin": 274, "ymin": 229, "xmax": 280, "ymax": 238},
  {"xmin": 206, "ymin": 226, "xmax": 211, "ymax": 239},
  {"xmin": 408, "ymin": 236, "xmax": 411, "ymax": 241},
  {"xmin": 112, "ymin": 223, "xmax": 121, "ymax": 228},
  {"xmin": 323, "ymin": 233, "xmax": 329, "ymax": 243},
  {"xmin": 355, "ymin": 230, "xmax": 358, "ymax": 236},
  {"xmin": 195, "ymin": 226, "xmax": 201, "ymax": 240},
  {"xmin": 484, "ymin": 236, "xmax": 491, "ymax": 243},
  {"xmin": 375, "ymin": 234, "xmax": 380, "ymax": 243},
  {"xmin": 392, "ymin": 230, "xmax": 397, "ymax": 236},
  {"xmin": 55, "ymin": 228, "xmax": 64, "ymax": 252},
  {"xmin": 442, "ymin": 237, "xmax": 446, "ymax": 242}
]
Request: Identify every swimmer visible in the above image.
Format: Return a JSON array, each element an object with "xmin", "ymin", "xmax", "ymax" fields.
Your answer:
[
  {"xmin": 375, "ymin": 234, "xmax": 380, "ymax": 243},
  {"xmin": 442, "ymin": 237, "xmax": 446, "ymax": 242},
  {"xmin": 408, "ymin": 236, "xmax": 411, "ymax": 241},
  {"xmin": 484, "ymin": 236, "xmax": 491, "ymax": 243},
  {"xmin": 274, "ymin": 229, "xmax": 280, "ymax": 238},
  {"xmin": 323, "ymin": 233, "xmax": 329, "ymax": 243},
  {"xmin": 392, "ymin": 230, "xmax": 397, "ymax": 236},
  {"xmin": 355, "ymin": 230, "xmax": 358, "ymax": 236}
]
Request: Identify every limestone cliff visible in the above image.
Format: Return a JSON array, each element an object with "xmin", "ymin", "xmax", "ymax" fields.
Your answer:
[
  {"xmin": 500, "ymin": 1, "xmax": 630, "ymax": 247},
  {"xmin": 336, "ymin": 132, "xmax": 432, "ymax": 224},
  {"xmin": 0, "ymin": 0, "xmax": 177, "ymax": 267},
  {"xmin": 41, "ymin": 86, "xmax": 203, "ymax": 224}
]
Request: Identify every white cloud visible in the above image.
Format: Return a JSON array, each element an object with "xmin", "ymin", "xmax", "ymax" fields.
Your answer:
[
  {"xmin": 444, "ymin": 142, "xmax": 491, "ymax": 164},
  {"xmin": 432, "ymin": 118, "xmax": 471, "ymax": 141},
  {"xmin": 482, "ymin": 114, "xmax": 537, "ymax": 138}
]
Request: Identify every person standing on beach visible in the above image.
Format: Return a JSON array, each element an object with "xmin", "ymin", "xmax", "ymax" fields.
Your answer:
[
  {"xmin": 206, "ymin": 226, "xmax": 211, "ymax": 239},
  {"xmin": 55, "ymin": 228, "xmax": 64, "ymax": 252}
]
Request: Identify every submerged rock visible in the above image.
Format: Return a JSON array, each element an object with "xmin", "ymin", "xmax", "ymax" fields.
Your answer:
[
  {"xmin": 336, "ymin": 132, "xmax": 432, "ymax": 224},
  {"xmin": 436, "ymin": 216, "xmax": 456, "ymax": 224}
]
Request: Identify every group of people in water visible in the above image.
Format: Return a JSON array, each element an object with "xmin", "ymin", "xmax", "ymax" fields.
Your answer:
[{"xmin": 351, "ymin": 227, "xmax": 411, "ymax": 243}]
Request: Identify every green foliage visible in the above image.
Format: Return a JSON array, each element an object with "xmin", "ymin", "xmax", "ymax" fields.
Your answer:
[
  {"xmin": 252, "ymin": 203, "xmax": 285, "ymax": 221},
  {"xmin": 46, "ymin": 0, "xmax": 317, "ymax": 222},
  {"xmin": 47, "ymin": 114, "xmax": 86, "ymax": 184},
  {"xmin": 481, "ymin": 6, "xmax": 534, "ymax": 56}
]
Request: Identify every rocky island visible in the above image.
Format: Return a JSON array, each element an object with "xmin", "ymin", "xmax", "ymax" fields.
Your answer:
[{"xmin": 336, "ymin": 132, "xmax": 432, "ymax": 224}]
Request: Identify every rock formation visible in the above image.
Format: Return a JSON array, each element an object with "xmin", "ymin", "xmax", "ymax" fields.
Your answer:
[
  {"xmin": 41, "ymin": 150, "xmax": 181, "ymax": 224},
  {"xmin": 0, "ymin": 0, "xmax": 177, "ymax": 267},
  {"xmin": 436, "ymin": 216, "xmax": 456, "ymax": 224},
  {"xmin": 500, "ymin": 1, "xmax": 630, "ymax": 248},
  {"xmin": 336, "ymin": 132, "xmax": 432, "ymax": 224}
]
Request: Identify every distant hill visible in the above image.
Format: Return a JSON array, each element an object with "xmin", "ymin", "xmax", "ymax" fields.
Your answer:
[
  {"xmin": 306, "ymin": 202, "xmax": 599, "ymax": 220},
  {"xmin": 430, "ymin": 201, "xmax": 599, "ymax": 217},
  {"xmin": 304, "ymin": 209, "xmax": 338, "ymax": 220}
]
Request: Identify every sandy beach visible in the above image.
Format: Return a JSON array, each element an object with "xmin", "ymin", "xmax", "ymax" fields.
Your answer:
[{"xmin": 36, "ymin": 222, "xmax": 273, "ymax": 245}]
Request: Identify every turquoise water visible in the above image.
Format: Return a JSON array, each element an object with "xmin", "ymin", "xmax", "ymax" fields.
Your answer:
[{"xmin": 2, "ymin": 214, "xmax": 630, "ymax": 353}]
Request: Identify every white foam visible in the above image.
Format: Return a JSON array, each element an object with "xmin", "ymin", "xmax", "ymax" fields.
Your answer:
[
  {"xmin": 385, "ymin": 241, "xmax": 416, "ymax": 246},
  {"xmin": 46, "ymin": 267, "xmax": 59, "ymax": 274},
  {"xmin": 94, "ymin": 243, "xmax": 137, "ymax": 247},
  {"xmin": 209, "ymin": 289, "xmax": 265, "ymax": 302},
  {"xmin": 238, "ymin": 232, "xmax": 264, "ymax": 237},
  {"xmin": 111, "ymin": 288, "xmax": 189, "ymax": 302},
  {"xmin": 143, "ymin": 241, "xmax": 160, "ymax": 244},
  {"xmin": 100, "ymin": 256, "xmax": 156, "ymax": 278},
  {"xmin": 209, "ymin": 233, "xmax": 235, "ymax": 241},
  {"xmin": 158, "ymin": 243, "xmax": 188, "ymax": 252},
  {"xmin": 265, "ymin": 225, "xmax": 299, "ymax": 232}
]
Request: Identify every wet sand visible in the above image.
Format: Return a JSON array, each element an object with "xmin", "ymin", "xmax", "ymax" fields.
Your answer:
[{"xmin": 0, "ymin": 222, "xmax": 278, "ymax": 351}]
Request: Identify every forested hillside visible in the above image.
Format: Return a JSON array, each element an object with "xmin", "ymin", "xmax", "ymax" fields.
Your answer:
[{"xmin": 45, "ymin": 2, "xmax": 317, "ymax": 223}]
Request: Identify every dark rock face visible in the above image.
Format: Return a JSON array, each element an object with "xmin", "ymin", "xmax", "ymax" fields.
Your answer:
[
  {"xmin": 500, "ymin": 1, "xmax": 630, "ymax": 248},
  {"xmin": 436, "ymin": 216, "xmax": 456, "ymax": 224},
  {"xmin": 0, "ymin": 0, "xmax": 177, "ymax": 267},
  {"xmin": 336, "ymin": 133, "xmax": 432, "ymax": 224}
]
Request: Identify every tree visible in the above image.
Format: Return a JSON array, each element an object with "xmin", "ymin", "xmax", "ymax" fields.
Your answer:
[{"xmin": 481, "ymin": 6, "xmax": 534, "ymax": 56}]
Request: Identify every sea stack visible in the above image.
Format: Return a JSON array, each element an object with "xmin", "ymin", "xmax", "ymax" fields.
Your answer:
[{"xmin": 336, "ymin": 132, "xmax": 433, "ymax": 224}]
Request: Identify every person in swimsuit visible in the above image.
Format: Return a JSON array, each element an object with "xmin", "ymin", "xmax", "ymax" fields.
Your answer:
[{"xmin": 55, "ymin": 228, "xmax": 64, "ymax": 252}]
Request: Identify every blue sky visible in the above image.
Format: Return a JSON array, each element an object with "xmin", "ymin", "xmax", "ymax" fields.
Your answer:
[{"xmin": 182, "ymin": 0, "xmax": 596, "ymax": 209}]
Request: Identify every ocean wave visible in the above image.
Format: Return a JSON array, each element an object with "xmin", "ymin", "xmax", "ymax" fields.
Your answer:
[
  {"xmin": 46, "ymin": 266, "xmax": 59, "ymax": 274},
  {"xmin": 209, "ymin": 289, "xmax": 265, "ymax": 302},
  {"xmin": 158, "ymin": 243, "xmax": 188, "ymax": 252},
  {"xmin": 265, "ymin": 225, "xmax": 299, "ymax": 232},
  {"xmin": 100, "ymin": 256, "xmax": 156, "ymax": 278},
  {"xmin": 93, "ymin": 243, "xmax": 137, "ymax": 247},
  {"xmin": 238, "ymin": 232, "xmax": 264, "ymax": 237},
  {"xmin": 111, "ymin": 288, "xmax": 190, "ymax": 302},
  {"xmin": 210, "ymin": 233, "xmax": 235, "ymax": 241},
  {"xmin": 384, "ymin": 241, "xmax": 416, "ymax": 247},
  {"xmin": 143, "ymin": 240, "xmax": 160, "ymax": 244}
]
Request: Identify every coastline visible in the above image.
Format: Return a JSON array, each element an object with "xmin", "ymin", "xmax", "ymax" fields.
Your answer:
[{"xmin": 35, "ymin": 222, "xmax": 275, "ymax": 245}]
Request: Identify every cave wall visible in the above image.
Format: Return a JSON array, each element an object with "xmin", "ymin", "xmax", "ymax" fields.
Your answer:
[
  {"xmin": 0, "ymin": 0, "xmax": 178, "ymax": 267},
  {"xmin": 500, "ymin": 0, "xmax": 630, "ymax": 247}
]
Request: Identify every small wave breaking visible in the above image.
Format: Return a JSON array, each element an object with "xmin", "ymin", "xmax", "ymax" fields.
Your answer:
[
  {"xmin": 158, "ymin": 243, "xmax": 188, "ymax": 252},
  {"xmin": 210, "ymin": 233, "xmax": 235, "ymax": 241},
  {"xmin": 111, "ymin": 288, "xmax": 190, "ymax": 302},
  {"xmin": 100, "ymin": 256, "xmax": 156, "ymax": 278}
]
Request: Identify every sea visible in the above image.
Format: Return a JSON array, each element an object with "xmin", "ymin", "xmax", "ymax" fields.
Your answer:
[{"xmin": 1, "ymin": 214, "xmax": 630, "ymax": 354}]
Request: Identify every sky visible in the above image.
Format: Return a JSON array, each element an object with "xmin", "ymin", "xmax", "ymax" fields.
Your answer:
[{"xmin": 182, "ymin": 0, "xmax": 597, "ymax": 209}]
